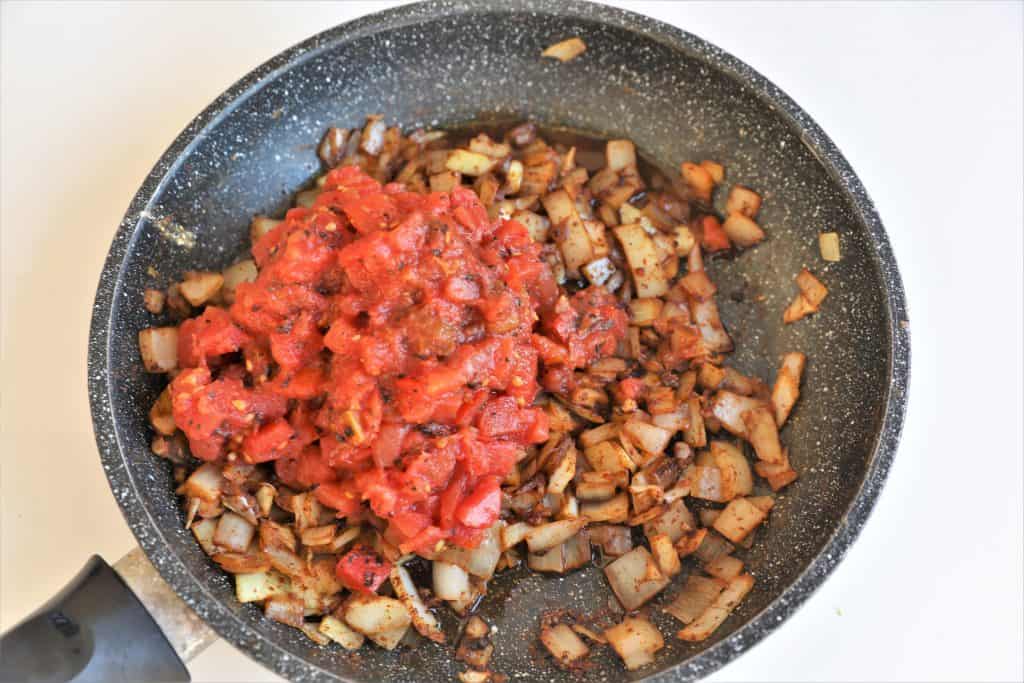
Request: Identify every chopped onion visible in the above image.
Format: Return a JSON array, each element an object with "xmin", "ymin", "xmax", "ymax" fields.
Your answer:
[
  {"xmin": 343, "ymin": 594, "xmax": 412, "ymax": 636},
  {"xmin": 663, "ymin": 575, "xmax": 725, "ymax": 625},
  {"xmin": 677, "ymin": 574, "xmax": 755, "ymax": 641},
  {"xmin": 182, "ymin": 463, "xmax": 224, "ymax": 503},
  {"xmin": 433, "ymin": 561, "xmax": 471, "ymax": 601},
  {"xmin": 391, "ymin": 564, "xmax": 445, "ymax": 643},
  {"xmin": 213, "ymin": 512, "xmax": 256, "ymax": 553},
  {"xmin": 525, "ymin": 519, "xmax": 587, "ymax": 553},
  {"xmin": 604, "ymin": 616, "xmax": 664, "ymax": 671},
  {"xmin": 265, "ymin": 596, "xmax": 305, "ymax": 628},
  {"xmin": 235, "ymin": 570, "xmax": 289, "ymax": 603},
  {"xmin": 138, "ymin": 327, "xmax": 179, "ymax": 373},
  {"xmin": 319, "ymin": 615, "xmax": 365, "ymax": 650},
  {"xmin": 541, "ymin": 37, "xmax": 587, "ymax": 62},
  {"xmin": 604, "ymin": 547, "xmax": 669, "ymax": 611},
  {"xmin": 540, "ymin": 623, "xmax": 590, "ymax": 667}
]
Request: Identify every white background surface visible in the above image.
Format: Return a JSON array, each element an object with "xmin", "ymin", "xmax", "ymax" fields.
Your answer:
[{"xmin": 2, "ymin": 1, "xmax": 1022, "ymax": 681}]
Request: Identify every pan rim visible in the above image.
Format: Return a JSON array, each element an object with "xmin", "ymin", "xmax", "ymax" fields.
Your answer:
[{"xmin": 87, "ymin": 1, "xmax": 910, "ymax": 680}]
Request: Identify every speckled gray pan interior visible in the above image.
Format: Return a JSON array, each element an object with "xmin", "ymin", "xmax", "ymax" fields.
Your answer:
[{"xmin": 88, "ymin": 1, "xmax": 910, "ymax": 680}]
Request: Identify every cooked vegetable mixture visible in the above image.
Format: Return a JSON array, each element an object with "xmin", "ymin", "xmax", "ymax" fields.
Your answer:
[{"xmin": 140, "ymin": 116, "xmax": 822, "ymax": 678}]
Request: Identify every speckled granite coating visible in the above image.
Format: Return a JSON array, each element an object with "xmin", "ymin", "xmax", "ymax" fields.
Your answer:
[{"xmin": 87, "ymin": 1, "xmax": 910, "ymax": 681}]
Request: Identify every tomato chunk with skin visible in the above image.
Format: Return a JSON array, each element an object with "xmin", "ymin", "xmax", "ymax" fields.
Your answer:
[
  {"xmin": 455, "ymin": 476, "xmax": 502, "ymax": 529},
  {"xmin": 335, "ymin": 546, "xmax": 391, "ymax": 594}
]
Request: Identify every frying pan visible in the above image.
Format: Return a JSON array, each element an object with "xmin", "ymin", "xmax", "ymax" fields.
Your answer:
[{"xmin": 0, "ymin": 1, "xmax": 909, "ymax": 681}]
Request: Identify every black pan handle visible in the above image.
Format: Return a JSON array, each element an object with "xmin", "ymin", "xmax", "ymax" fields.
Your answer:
[{"xmin": 0, "ymin": 552, "xmax": 205, "ymax": 682}]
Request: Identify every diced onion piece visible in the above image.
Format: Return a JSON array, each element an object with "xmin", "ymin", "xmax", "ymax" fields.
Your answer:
[
  {"xmin": 446, "ymin": 149, "xmax": 496, "ymax": 176},
  {"xmin": 525, "ymin": 519, "xmax": 587, "ymax": 553},
  {"xmin": 680, "ymin": 162, "xmax": 714, "ymax": 204},
  {"xmin": 605, "ymin": 140, "xmax": 636, "ymax": 173},
  {"xmin": 447, "ymin": 578, "xmax": 486, "ymax": 616},
  {"xmin": 629, "ymin": 298, "xmax": 663, "ymax": 326},
  {"xmin": 674, "ymin": 528, "xmax": 708, "ymax": 559},
  {"xmin": 690, "ymin": 465, "xmax": 726, "ymax": 503},
  {"xmin": 581, "ymin": 491, "xmax": 630, "ymax": 523},
  {"xmin": 725, "ymin": 185, "xmax": 762, "ymax": 218},
  {"xmin": 741, "ymin": 406, "xmax": 784, "ymax": 464},
  {"xmin": 784, "ymin": 294, "xmax": 820, "ymax": 325},
  {"xmin": 648, "ymin": 533, "xmax": 681, "ymax": 577},
  {"xmin": 796, "ymin": 268, "xmax": 829, "ymax": 307},
  {"xmin": 693, "ymin": 530, "xmax": 734, "ymax": 564},
  {"xmin": 213, "ymin": 512, "xmax": 256, "ymax": 553},
  {"xmin": 582, "ymin": 256, "xmax": 616, "ymax": 286},
  {"xmin": 458, "ymin": 671, "xmax": 491, "ymax": 683},
  {"xmin": 149, "ymin": 387, "xmax": 176, "ymax": 436},
  {"xmin": 643, "ymin": 498, "xmax": 697, "ymax": 543},
  {"xmin": 265, "ymin": 596, "xmax": 305, "ymax": 628},
  {"xmin": 563, "ymin": 530, "xmax": 591, "ymax": 571},
  {"xmin": 680, "ymin": 271, "xmax": 717, "ymax": 301},
  {"xmin": 677, "ymin": 574, "xmax": 755, "ymax": 641},
  {"xmin": 700, "ymin": 160, "xmax": 725, "ymax": 184},
  {"xmin": 500, "ymin": 521, "xmax": 532, "ymax": 551},
  {"xmin": 709, "ymin": 391, "xmax": 767, "ymax": 438},
  {"xmin": 262, "ymin": 544, "xmax": 304, "ymax": 578},
  {"xmin": 621, "ymin": 419, "xmax": 673, "ymax": 456},
  {"xmin": 540, "ymin": 623, "xmax": 590, "ymax": 667},
  {"xmin": 614, "ymin": 223, "xmax": 669, "ymax": 297},
  {"xmin": 139, "ymin": 327, "xmax": 179, "ymax": 372},
  {"xmin": 771, "ymin": 352, "xmax": 806, "ymax": 426},
  {"xmin": 528, "ymin": 543, "xmax": 566, "ymax": 573},
  {"xmin": 691, "ymin": 298, "xmax": 733, "ymax": 352},
  {"xmin": 300, "ymin": 524, "xmax": 336, "ymax": 548},
  {"xmin": 463, "ymin": 615, "xmax": 490, "ymax": 640},
  {"xmin": 747, "ymin": 495, "xmax": 776, "ymax": 513},
  {"xmin": 543, "ymin": 189, "xmax": 593, "ymax": 277},
  {"xmin": 546, "ymin": 445, "xmax": 577, "ymax": 495},
  {"xmin": 433, "ymin": 561, "xmax": 471, "ymax": 601},
  {"xmin": 703, "ymin": 555, "xmax": 745, "ymax": 580},
  {"xmin": 191, "ymin": 517, "xmax": 218, "ymax": 555},
  {"xmin": 712, "ymin": 498, "xmax": 768, "ymax": 543},
  {"xmin": 179, "ymin": 271, "xmax": 224, "ymax": 306},
  {"xmin": 343, "ymin": 594, "xmax": 412, "ymax": 637},
  {"xmin": 819, "ymin": 232, "xmax": 841, "ymax": 261},
  {"xmin": 604, "ymin": 547, "xmax": 669, "ymax": 611},
  {"xmin": 651, "ymin": 407, "xmax": 686, "ymax": 432},
  {"xmin": 541, "ymin": 37, "xmax": 587, "ymax": 62},
  {"xmin": 391, "ymin": 564, "xmax": 444, "ymax": 643},
  {"xmin": 182, "ymin": 463, "xmax": 224, "ymax": 503},
  {"xmin": 466, "ymin": 524, "xmax": 503, "ymax": 579},
  {"xmin": 711, "ymin": 441, "xmax": 754, "ymax": 499},
  {"xmin": 663, "ymin": 575, "xmax": 725, "ymax": 624},
  {"xmin": 514, "ymin": 210, "xmax": 550, "ymax": 242},
  {"xmin": 580, "ymin": 422, "xmax": 618, "ymax": 447},
  {"xmin": 584, "ymin": 440, "xmax": 635, "ymax": 473},
  {"xmin": 319, "ymin": 615, "xmax": 365, "ymax": 650},
  {"xmin": 685, "ymin": 397, "xmax": 706, "ymax": 448},
  {"xmin": 368, "ymin": 623, "xmax": 410, "ymax": 651},
  {"xmin": 576, "ymin": 486, "xmax": 610, "ymax": 514},
  {"xmin": 605, "ymin": 616, "xmax": 664, "ymax": 671},
  {"xmin": 673, "ymin": 225, "xmax": 696, "ymax": 255},
  {"xmin": 588, "ymin": 524, "xmax": 633, "ymax": 557},
  {"xmin": 235, "ymin": 570, "xmax": 289, "ymax": 603}
]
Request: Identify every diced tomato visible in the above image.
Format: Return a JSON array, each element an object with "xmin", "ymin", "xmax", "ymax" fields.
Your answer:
[
  {"xmin": 335, "ymin": 546, "xmax": 391, "ymax": 594},
  {"xmin": 294, "ymin": 446, "xmax": 337, "ymax": 487},
  {"xmin": 313, "ymin": 480, "xmax": 361, "ymax": 516},
  {"xmin": 241, "ymin": 418, "xmax": 294, "ymax": 463},
  {"xmin": 177, "ymin": 307, "xmax": 250, "ymax": 368},
  {"xmin": 454, "ymin": 476, "xmax": 502, "ymax": 529},
  {"xmin": 438, "ymin": 467, "xmax": 468, "ymax": 530}
]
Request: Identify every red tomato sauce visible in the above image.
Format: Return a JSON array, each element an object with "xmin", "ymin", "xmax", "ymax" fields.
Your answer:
[{"xmin": 170, "ymin": 166, "xmax": 627, "ymax": 553}]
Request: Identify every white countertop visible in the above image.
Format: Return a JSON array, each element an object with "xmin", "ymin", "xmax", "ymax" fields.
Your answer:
[{"xmin": 2, "ymin": 2, "xmax": 1021, "ymax": 681}]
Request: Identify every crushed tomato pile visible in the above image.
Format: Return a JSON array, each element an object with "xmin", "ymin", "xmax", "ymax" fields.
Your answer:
[{"xmin": 170, "ymin": 166, "xmax": 627, "ymax": 556}]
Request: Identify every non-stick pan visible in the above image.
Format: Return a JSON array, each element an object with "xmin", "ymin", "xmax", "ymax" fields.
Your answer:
[{"xmin": 1, "ymin": 1, "xmax": 909, "ymax": 681}]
